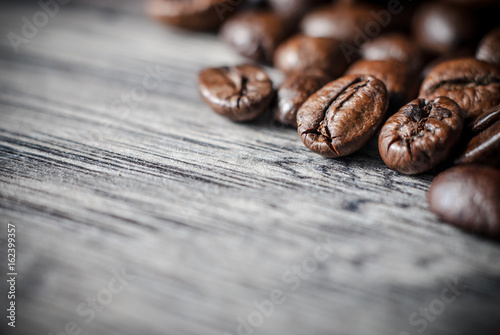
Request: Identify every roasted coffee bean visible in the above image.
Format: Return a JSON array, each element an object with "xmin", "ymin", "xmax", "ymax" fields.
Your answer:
[
  {"xmin": 420, "ymin": 58, "xmax": 500, "ymax": 119},
  {"xmin": 220, "ymin": 11, "xmax": 289, "ymax": 64},
  {"xmin": 274, "ymin": 70, "xmax": 330, "ymax": 127},
  {"xmin": 360, "ymin": 33, "xmax": 424, "ymax": 72},
  {"xmin": 428, "ymin": 165, "xmax": 500, "ymax": 238},
  {"xmin": 301, "ymin": 3, "xmax": 382, "ymax": 44},
  {"xmin": 476, "ymin": 27, "xmax": 500, "ymax": 68},
  {"xmin": 198, "ymin": 64, "xmax": 274, "ymax": 122},
  {"xmin": 412, "ymin": 2, "xmax": 476, "ymax": 54},
  {"xmin": 147, "ymin": 0, "xmax": 235, "ymax": 31},
  {"xmin": 297, "ymin": 75, "xmax": 388, "ymax": 158},
  {"xmin": 274, "ymin": 34, "xmax": 349, "ymax": 78},
  {"xmin": 455, "ymin": 106, "xmax": 500, "ymax": 166},
  {"xmin": 268, "ymin": 0, "xmax": 327, "ymax": 22},
  {"xmin": 345, "ymin": 59, "xmax": 416, "ymax": 114},
  {"xmin": 379, "ymin": 97, "xmax": 464, "ymax": 175}
]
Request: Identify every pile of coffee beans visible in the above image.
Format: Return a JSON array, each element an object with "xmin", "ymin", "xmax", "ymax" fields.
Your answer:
[{"xmin": 148, "ymin": 0, "xmax": 500, "ymax": 239}]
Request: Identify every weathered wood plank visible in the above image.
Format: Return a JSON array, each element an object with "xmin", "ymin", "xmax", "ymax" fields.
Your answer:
[{"xmin": 0, "ymin": 1, "xmax": 499, "ymax": 335}]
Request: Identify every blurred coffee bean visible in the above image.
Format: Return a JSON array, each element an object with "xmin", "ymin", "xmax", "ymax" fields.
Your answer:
[
  {"xmin": 345, "ymin": 59, "xmax": 416, "ymax": 114},
  {"xmin": 274, "ymin": 34, "xmax": 350, "ymax": 78},
  {"xmin": 148, "ymin": 0, "xmax": 239, "ymax": 31},
  {"xmin": 455, "ymin": 106, "xmax": 500, "ymax": 166},
  {"xmin": 297, "ymin": 75, "xmax": 388, "ymax": 158},
  {"xmin": 379, "ymin": 97, "xmax": 464, "ymax": 175},
  {"xmin": 268, "ymin": 0, "xmax": 327, "ymax": 22},
  {"xmin": 412, "ymin": 2, "xmax": 476, "ymax": 54},
  {"xmin": 220, "ymin": 10, "xmax": 289, "ymax": 64},
  {"xmin": 476, "ymin": 27, "xmax": 500, "ymax": 68},
  {"xmin": 420, "ymin": 58, "xmax": 500, "ymax": 119},
  {"xmin": 360, "ymin": 33, "xmax": 424, "ymax": 72},
  {"xmin": 301, "ymin": 3, "xmax": 389, "ymax": 44},
  {"xmin": 274, "ymin": 70, "xmax": 330, "ymax": 127},
  {"xmin": 428, "ymin": 165, "xmax": 500, "ymax": 239},
  {"xmin": 198, "ymin": 64, "xmax": 274, "ymax": 122}
]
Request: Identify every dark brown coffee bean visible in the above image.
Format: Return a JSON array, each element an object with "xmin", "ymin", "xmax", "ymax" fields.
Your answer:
[
  {"xmin": 147, "ymin": 0, "xmax": 235, "ymax": 31},
  {"xmin": 274, "ymin": 34, "xmax": 349, "ymax": 78},
  {"xmin": 360, "ymin": 33, "xmax": 424, "ymax": 72},
  {"xmin": 420, "ymin": 58, "xmax": 500, "ymax": 119},
  {"xmin": 428, "ymin": 165, "xmax": 500, "ymax": 238},
  {"xmin": 297, "ymin": 75, "xmax": 388, "ymax": 158},
  {"xmin": 301, "ymin": 3, "xmax": 382, "ymax": 43},
  {"xmin": 476, "ymin": 27, "xmax": 500, "ymax": 68},
  {"xmin": 220, "ymin": 11, "xmax": 289, "ymax": 64},
  {"xmin": 345, "ymin": 59, "xmax": 416, "ymax": 114},
  {"xmin": 412, "ymin": 2, "xmax": 476, "ymax": 54},
  {"xmin": 379, "ymin": 97, "xmax": 464, "ymax": 175},
  {"xmin": 455, "ymin": 106, "xmax": 500, "ymax": 166},
  {"xmin": 198, "ymin": 64, "xmax": 274, "ymax": 122},
  {"xmin": 274, "ymin": 70, "xmax": 330, "ymax": 127},
  {"xmin": 268, "ymin": 0, "xmax": 327, "ymax": 22}
]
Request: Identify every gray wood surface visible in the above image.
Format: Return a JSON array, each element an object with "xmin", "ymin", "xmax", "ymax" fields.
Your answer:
[{"xmin": 0, "ymin": 1, "xmax": 499, "ymax": 335}]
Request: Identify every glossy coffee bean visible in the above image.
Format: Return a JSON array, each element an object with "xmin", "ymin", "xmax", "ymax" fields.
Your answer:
[
  {"xmin": 297, "ymin": 75, "xmax": 388, "ymax": 158},
  {"xmin": 412, "ymin": 2, "xmax": 476, "ymax": 54},
  {"xmin": 379, "ymin": 97, "xmax": 464, "ymax": 175},
  {"xmin": 476, "ymin": 27, "xmax": 500, "ymax": 68},
  {"xmin": 268, "ymin": 0, "xmax": 327, "ymax": 22},
  {"xmin": 301, "ymin": 3, "xmax": 382, "ymax": 43},
  {"xmin": 420, "ymin": 58, "xmax": 500, "ymax": 120},
  {"xmin": 198, "ymin": 64, "xmax": 274, "ymax": 122},
  {"xmin": 428, "ymin": 165, "xmax": 500, "ymax": 238},
  {"xmin": 360, "ymin": 33, "xmax": 424, "ymax": 72},
  {"xmin": 455, "ymin": 106, "xmax": 500, "ymax": 166},
  {"xmin": 345, "ymin": 59, "xmax": 416, "ymax": 114},
  {"xmin": 220, "ymin": 11, "xmax": 289, "ymax": 64},
  {"xmin": 147, "ymin": 0, "xmax": 234, "ymax": 31},
  {"xmin": 274, "ymin": 70, "xmax": 330, "ymax": 127},
  {"xmin": 274, "ymin": 34, "xmax": 349, "ymax": 78}
]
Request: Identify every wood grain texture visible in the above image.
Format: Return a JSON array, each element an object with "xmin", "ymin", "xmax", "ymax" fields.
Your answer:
[{"xmin": 0, "ymin": 1, "xmax": 499, "ymax": 335}]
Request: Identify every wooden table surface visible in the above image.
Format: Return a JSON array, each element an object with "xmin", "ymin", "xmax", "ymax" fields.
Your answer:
[{"xmin": 1, "ymin": 1, "xmax": 499, "ymax": 335}]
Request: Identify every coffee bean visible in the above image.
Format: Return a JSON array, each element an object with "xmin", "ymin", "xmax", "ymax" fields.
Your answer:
[
  {"xmin": 360, "ymin": 33, "xmax": 424, "ymax": 72},
  {"xmin": 412, "ymin": 2, "xmax": 476, "ymax": 54},
  {"xmin": 274, "ymin": 70, "xmax": 330, "ymax": 127},
  {"xmin": 297, "ymin": 75, "xmax": 388, "ymax": 158},
  {"xmin": 268, "ymin": 0, "xmax": 327, "ymax": 22},
  {"xmin": 419, "ymin": 58, "xmax": 500, "ymax": 119},
  {"xmin": 455, "ymin": 106, "xmax": 500, "ymax": 166},
  {"xmin": 428, "ymin": 165, "xmax": 500, "ymax": 238},
  {"xmin": 476, "ymin": 27, "xmax": 500, "ymax": 68},
  {"xmin": 345, "ymin": 59, "xmax": 416, "ymax": 114},
  {"xmin": 379, "ymin": 97, "xmax": 464, "ymax": 175},
  {"xmin": 220, "ymin": 11, "xmax": 289, "ymax": 64},
  {"xmin": 198, "ymin": 64, "xmax": 274, "ymax": 122},
  {"xmin": 274, "ymin": 34, "xmax": 349, "ymax": 78},
  {"xmin": 147, "ymin": 0, "xmax": 233, "ymax": 31},
  {"xmin": 301, "ymin": 3, "xmax": 382, "ymax": 43}
]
